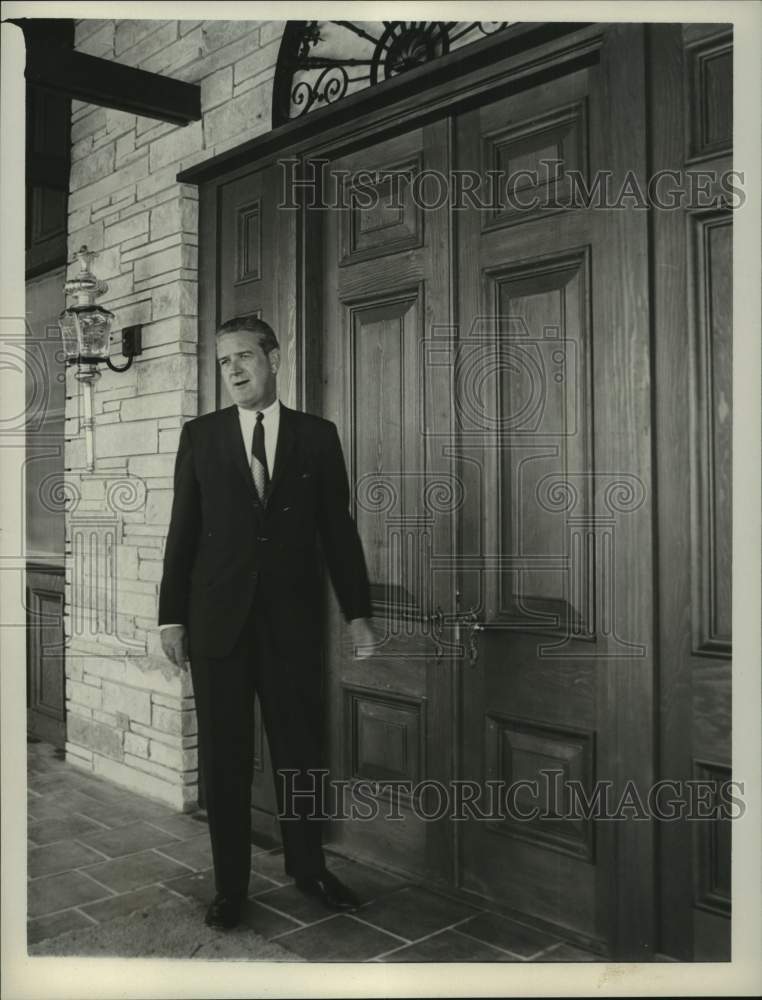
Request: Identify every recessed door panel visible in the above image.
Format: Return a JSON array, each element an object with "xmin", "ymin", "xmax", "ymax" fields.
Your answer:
[
  {"xmin": 320, "ymin": 123, "xmax": 455, "ymax": 876},
  {"xmin": 455, "ymin": 36, "xmax": 653, "ymax": 954}
]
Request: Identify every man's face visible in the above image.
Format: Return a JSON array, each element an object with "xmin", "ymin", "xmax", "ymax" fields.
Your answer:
[{"xmin": 216, "ymin": 329, "xmax": 280, "ymax": 410}]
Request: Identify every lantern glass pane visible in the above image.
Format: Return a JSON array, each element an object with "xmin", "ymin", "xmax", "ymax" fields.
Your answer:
[
  {"xmin": 77, "ymin": 308, "xmax": 113, "ymax": 360},
  {"xmin": 58, "ymin": 309, "xmax": 81, "ymax": 361}
]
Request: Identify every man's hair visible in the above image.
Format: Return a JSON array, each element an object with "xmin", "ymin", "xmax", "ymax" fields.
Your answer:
[{"xmin": 216, "ymin": 315, "xmax": 279, "ymax": 355}]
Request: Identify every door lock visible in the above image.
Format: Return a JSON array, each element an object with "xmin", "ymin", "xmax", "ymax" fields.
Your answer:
[
  {"xmin": 467, "ymin": 615, "xmax": 484, "ymax": 667},
  {"xmin": 429, "ymin": 605, "xmax": 485, "ymax": 666}
]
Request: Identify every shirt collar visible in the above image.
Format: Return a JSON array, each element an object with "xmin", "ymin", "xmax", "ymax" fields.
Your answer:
[{"xmin": 237, "ymin": 397, "xmax": 280, "ymax": 421}]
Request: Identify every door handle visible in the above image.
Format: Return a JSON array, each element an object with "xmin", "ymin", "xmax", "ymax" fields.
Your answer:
[
  {"xmin": 429, "ymin": 605, "xmax": 485, "ymax": 666},
  {"xmin": 430, "ymin": 605, "xmax": 445, "ymax": 660},
  {"xmin": 467, "ymin": 617, "xmax": 484, "ymax": 667}
]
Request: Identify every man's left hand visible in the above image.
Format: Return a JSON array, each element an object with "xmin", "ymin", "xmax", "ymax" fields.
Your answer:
[{"xmin": 349, "ymin": 618, "xmax": 376, "ymax": 660}]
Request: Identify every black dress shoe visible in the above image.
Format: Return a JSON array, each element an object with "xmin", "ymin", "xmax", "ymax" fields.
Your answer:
[
  {"xmin": 205, "ymin": 894, "xmax": 243, "ymax": 929},
  {"xmin": 294, "ymin": 872, "xmax": 361, "ymax": 912}
]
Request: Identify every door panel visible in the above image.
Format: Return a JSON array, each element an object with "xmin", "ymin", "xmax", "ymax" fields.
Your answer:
[
  {"xmin": 320, "ymin": 122, "xmax": 456, "ymax": 877},
  {"xmin": 650, "ymin": 24, "xmax": 733, "ymax": 961},
  {"xmin": 316, "ymin": 30, "xmax": 655, "ymax": 957},
  {"xmin": 218, "ymin": 167, "xmax": 279, "ymax": 837},
  {"xmin": 314, "ymin": 31, "xmax": 655, "ymax": 957},
  {"xmin": 27, "ymin": 565, "xmax": 66, "ymax": 746},
  {"xmin": 454, "ymin": 37, "xmax": 653, "ymax": 954},
  {"xmin": 205, "ymin": 161, "xmax": 298, "ymax": 414},
  {"xmin": 208, "ymin": 166, "xmax": 295, "ymax": 841}
]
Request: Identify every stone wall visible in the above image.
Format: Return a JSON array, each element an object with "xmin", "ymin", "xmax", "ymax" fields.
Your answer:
[{"xmin": 63, "ymin": 19, "xmax": 285, "ymax": 809}]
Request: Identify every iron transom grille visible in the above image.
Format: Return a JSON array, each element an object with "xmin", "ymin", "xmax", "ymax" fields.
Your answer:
[{"xmin": 272, "ymin": 20, "xmax": 510, "ymax": 126}]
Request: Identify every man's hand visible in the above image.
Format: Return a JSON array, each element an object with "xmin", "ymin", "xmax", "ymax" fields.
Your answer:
[
  {"xmin": 160, "ymin": 625, "xmax": 190, "ymax": 670},
  {"xmin": 349, "ymin": 618, "xmax": 376, "ymax": 660}
]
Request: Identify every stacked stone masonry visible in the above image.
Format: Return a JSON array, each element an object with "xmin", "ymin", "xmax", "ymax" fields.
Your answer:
[{"xmin": 63, "ymin": 19, "xmax": 285, "ymax": 808}]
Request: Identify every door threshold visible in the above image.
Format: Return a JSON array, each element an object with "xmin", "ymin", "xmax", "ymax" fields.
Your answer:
[
  {"xmin": 323, "ymin": 842, "xmax": 610, "ymax": 959},
  {"xmin": 437, "ymin": 880, "xmax": 609, "ymax": 959}
]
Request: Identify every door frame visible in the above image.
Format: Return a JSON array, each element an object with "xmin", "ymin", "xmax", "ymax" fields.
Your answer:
[{"xmin": 192, "ymin": 22, "xmax": 656, "ymax": 959}]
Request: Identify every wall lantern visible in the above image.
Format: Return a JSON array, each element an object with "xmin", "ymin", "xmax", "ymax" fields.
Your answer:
[{"xmin": 59, "ymin": 244, "xmax": 143, "ymax": 470}]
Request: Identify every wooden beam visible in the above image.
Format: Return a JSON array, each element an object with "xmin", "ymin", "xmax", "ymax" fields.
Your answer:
[{"xmin": 22, "ymin": 36, "xmax": 201, "ymax": 126}]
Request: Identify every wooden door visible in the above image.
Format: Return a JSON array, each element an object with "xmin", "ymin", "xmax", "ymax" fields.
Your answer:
[
  {"xmin": 315, "ymin": 27, "xmax": 654, "ymax": 955},
  {"xmin": 203, "ymin": 163, "xmax": 295, "ymax": 839},
  {"xmin": 453, "ymin": 31, "xmax": 654, "ymax": 958},
  {"xmin": 319, "ymin": 120, "xmax": 456, "ymax": 878},
  {"xmin": 651, "ymin": 23, "xmax": 733, "ymax": 961},
  {"xmin": 317, "ymin": 29, "xmax": 654, "ymax": 957},
  {"xmin": 197, "ymin": 21, "xmax": 735, "ymax": 962}
]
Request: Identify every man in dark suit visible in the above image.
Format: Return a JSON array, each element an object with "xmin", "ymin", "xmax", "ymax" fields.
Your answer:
[{"xmin": 159, "ymin": 314, "xmax": 375, "ymax": 930}]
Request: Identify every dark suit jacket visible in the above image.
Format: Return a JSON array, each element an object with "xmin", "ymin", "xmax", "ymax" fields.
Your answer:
[{"xmin": 158, "ymin": 403, "xmax": 372, "ymax": 660}]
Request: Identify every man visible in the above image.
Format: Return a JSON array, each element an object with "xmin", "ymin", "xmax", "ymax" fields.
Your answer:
[{"xmin": 158, "ymin": 314, "xmax": 375, "ymax": 930}]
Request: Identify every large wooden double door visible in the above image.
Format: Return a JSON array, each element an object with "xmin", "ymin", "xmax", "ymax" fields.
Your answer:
[
  {"xmin": 201, "ymin": 23, "xmax": 732, "ymax": 960},
  {"xmin": 318, "ymin": 33, "xmax": 651, "ymax": 957}
]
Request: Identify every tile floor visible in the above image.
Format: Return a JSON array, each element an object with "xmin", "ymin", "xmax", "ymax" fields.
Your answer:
[{"xmin": 27, "ymin": 738, "xmax": 599, "ymax": 961}]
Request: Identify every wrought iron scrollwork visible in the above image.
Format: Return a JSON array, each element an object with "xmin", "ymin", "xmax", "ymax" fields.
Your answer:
[
  {"xmin": 273, "ymin": 21, "xmax": 510, "ymax": 126},
  {"xmin": 291, "ymin": 66, "xmax": 349, "ymax": 118}
]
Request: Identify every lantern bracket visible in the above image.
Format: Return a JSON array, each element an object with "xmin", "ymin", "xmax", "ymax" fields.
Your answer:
[{"xmin": 107, "ymin": 325, "xmax": 142, "ymax": 373}]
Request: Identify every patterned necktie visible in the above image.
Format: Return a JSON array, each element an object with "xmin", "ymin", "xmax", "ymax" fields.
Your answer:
[{"xmin": 251, "ymin": 411, "xmax": 269, "ymax": 502}]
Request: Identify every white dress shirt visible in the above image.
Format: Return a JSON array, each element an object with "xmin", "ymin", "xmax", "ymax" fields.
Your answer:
[
  {"xmin": 159, "ymin": 398, "xmax": 280, "ymax": 632},
  {"xmin": 237, "ymin": 396, "xmax": 280, "ymax": 478}
]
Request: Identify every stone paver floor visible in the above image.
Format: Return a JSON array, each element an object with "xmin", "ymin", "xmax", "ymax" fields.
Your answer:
[{"xmin": 27, "ymin": 738, "xmax": 599, "ymax": 961}]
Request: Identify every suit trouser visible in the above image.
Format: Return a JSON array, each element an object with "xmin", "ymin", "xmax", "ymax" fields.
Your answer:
[{"xmin": 189, "ymin": 597, "xmax": 328, "ymax": 899}]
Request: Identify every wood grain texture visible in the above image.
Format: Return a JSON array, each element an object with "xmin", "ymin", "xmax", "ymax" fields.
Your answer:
[
  {"xmin": 319, "ymin": 122, "xmax": 455, "ymax": 880},
  {"xmin": 692, "ymin": 759, "xmax": 732, "ymax": 915},
  {"xmin": 197, "ymin": 183, "xmax": 218, "ymax": 417},
  {"xmin": 484, "ymin": 713, "xmax": 596, "ymax": 859},
  {"xmin": 650, "ymin": 23, "xmax": 732, "ymax": 961},
  {"xmin": 592, "ymin": 24, "xmax": 655, "ymax": 961},
  {"xmin": 189, "ymin": 21, "xmax": 733, "ymax": 960},
  {"xmin": 685, "ymin": 31, "xmax": 733, "ymax": 162},
  {"xmin": 649, "ymin": 23, "xmax": 695, "ymax": 960},
  {"xmin": 455, "ymin": 32, "xmax": 654, "ymax": 957},
  {"xmin": 690, "ymin": 212, "xmax": 732, "ymax": 657}
]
